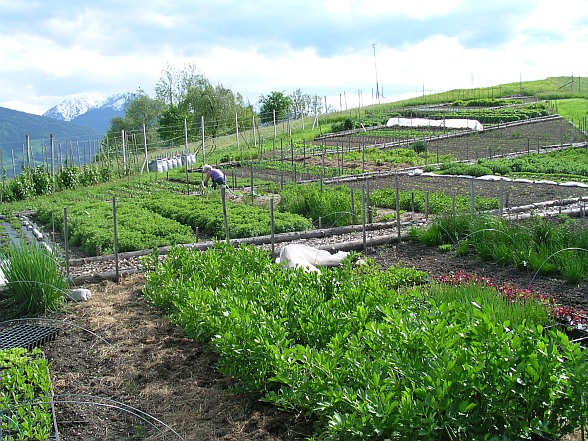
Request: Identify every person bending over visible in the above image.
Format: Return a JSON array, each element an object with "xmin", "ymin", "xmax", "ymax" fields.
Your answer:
[{"xmin": 202, "ymin": 164, "xmax": 226, "ymax": 189}]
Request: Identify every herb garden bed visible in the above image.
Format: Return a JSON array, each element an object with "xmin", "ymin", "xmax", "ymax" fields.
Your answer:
[{"xmin": 36, "ymin": 232, "xmax": 587, "ymax": 440}]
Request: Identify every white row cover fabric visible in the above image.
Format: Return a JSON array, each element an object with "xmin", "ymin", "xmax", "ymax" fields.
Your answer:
[
  {"xmin": 276, "ymin": 244, "xmax": 350, "ymax": 274},
  {"xmin": 386, "ymin": 117, "xmax": 483, "ymax": 132},
  {"xmin": 148, "ymin": 153, "xmax": 197, "ymax": 173}
]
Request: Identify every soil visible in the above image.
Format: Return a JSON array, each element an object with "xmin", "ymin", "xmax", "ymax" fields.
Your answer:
[{"xmin": 41, "ymin": 238, "xmax": 588, "ymax": 440}]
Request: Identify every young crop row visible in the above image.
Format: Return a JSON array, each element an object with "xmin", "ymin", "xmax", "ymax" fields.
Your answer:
[
  {"xmin": 143, "ymin": 192, "xmax": 312, "ymax": 237},
  {"xmin": 35, "ymin": 198, "xmax": 196, "ymax": 256},
  {"xmin": 142, "ymin": 243, "xmax": 588, "ymax": 440},
  {"xmin": 370, "ymin": 188, "xmax": 500, "ymax": 214},
  {"xmin": 0, "ymin": 347, "xmax": 54, "ymax": 440},
  {"xmin": 399, "ymin": 103, "xmax": 550, "ymax": 124}
]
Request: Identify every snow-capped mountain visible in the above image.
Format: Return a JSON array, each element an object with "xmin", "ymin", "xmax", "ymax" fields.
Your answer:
[
  {"xmin": 43, "ymin": 93, "xmax": 133, "ymax": 133},
  {"xmin": 43, "ymin": 94, "xmax": 105, "ymax": 121}
]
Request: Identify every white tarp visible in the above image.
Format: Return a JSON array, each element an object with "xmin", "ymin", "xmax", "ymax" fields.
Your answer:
[
  {"xmin": 386, "ymin": 117, "xmax": 483, "ymax": 131},
  {"xmin": 276, "ymin": 244, "xmax": 350, "ymax": 273}
]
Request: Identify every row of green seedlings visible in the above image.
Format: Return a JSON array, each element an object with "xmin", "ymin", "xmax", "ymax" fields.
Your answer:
[
  {"xmin": 431, "ymin": 146, "xmax": 588, "ymax": 182},
  {"xmin": 409, "ymin": 212, "xmax": 588, "ymax": 284},
  {"xmin": 397, "ymin": 102, "xmax": 550, "ymax": 124},
  {"xmin": 0, "ymin": 347, "xmax": 54, "ymax": 441},
  {"xmin": 330, "ymin": 98, "xmax": 527, "ymax": 132},
  {"xmin": 141, "ymin": 242, "xmax": 588, "ymax": 441},
  {"xmin": 31, "ymin": 181, "xmax": 499, "ymax": 257},
  {"xmin": 244, "ymin": 146, "xmax": 453, "ymax": 178}
]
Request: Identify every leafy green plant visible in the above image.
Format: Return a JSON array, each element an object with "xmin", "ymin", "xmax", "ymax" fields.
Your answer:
[
  {"xmin": 142, "ymin": 242, "xmax": 588, "ymax": 441},
  {"xmin": 412, "ymin": 139, "xmax": 427, "ymax": 154},
  {"xmin": 0, "ymin": 347, "xmax": 53, "ymax": 441},
  {"xmin": 370, "ymin": 188, "xmax": 499, "ymax": 214},
  {"xmin": 0, "ymin": 241, "xmax": 68, "ymax": 318},
  {"xmin": 438, "ymin": 243, "xmax": 452, "ymax": 253}
]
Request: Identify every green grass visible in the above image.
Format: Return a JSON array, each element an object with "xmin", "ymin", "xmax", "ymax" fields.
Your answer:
[{"xmin": 552, "ymin": 98, "xmax": 588, "ymax": 124}]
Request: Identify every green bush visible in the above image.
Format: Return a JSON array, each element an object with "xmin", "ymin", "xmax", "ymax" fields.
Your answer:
[
  {"xmin": 412, "ymin": 139, "xmax": 427, "ymax": 154},
  {"xmin": 410, "ymin": 213, "xmax": 588, "ymax": 283}
]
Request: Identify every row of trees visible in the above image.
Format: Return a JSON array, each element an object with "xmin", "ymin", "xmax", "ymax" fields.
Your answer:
[{"xmin": 104, "ymin": 64, "xmax": 324, "ymax": 154}]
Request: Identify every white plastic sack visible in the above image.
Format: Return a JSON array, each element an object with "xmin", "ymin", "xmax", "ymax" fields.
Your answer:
[{"xmin": 158, "ymin": 158, "xmax": 168, "ymax": 172}]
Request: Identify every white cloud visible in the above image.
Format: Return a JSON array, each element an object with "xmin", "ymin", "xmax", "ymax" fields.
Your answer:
[
  {"xmin": 323, "ymin": 0, "xmax": 461, "ymax": 19},
  {"xmin": 0, "ymin": 0, "xmax": 586, "ymax": 115}
]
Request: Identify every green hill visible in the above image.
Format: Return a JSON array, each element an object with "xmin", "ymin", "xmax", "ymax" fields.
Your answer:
[{"xmin": 0, "ymin": 106, "xmax": 101, "ymax": 177}]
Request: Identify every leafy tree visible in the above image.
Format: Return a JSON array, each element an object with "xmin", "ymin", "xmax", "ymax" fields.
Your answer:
[
  {"xmin": 156, "ymin": 64, "xmax": 253, "ymax": 142},
  {"xmin": 289, "ymin": 89, "xmax": 321, "ymax": 119},
  {"xmin": 289, "ymin": 89, "xmax": 307, "ymax": 119},
  {"xmin": 259, "ymin": 91, "xmax": 292, "ymax": 124},
  {"xmin": 157, "ymin": 103, "xmax": 192, "ymax": 145},
  {"xmin": 104, "ymin": 90, "xmax": 164, "ymax": 153}
]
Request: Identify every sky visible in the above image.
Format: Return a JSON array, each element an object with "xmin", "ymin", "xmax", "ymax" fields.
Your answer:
[{"xmin": 1, "ymin": 0, "xmax": 587, "ymax": 116}]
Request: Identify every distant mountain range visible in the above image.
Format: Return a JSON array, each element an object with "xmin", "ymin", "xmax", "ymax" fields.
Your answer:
[
  {"xmin": 0, "ymin": 93, "xmax": 135, "ymax": 177},
  {"xmin": 43, "ymin": 93, "xmax": 130, "ymax": 133}
]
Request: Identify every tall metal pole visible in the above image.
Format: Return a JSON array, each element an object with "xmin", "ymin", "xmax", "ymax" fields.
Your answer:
[{"xmin": 372, "ymin": 43, "xmax": 380, "ymax": 104}]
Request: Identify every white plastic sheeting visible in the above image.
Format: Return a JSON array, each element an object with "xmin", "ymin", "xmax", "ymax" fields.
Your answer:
[
  {"xmin": 276, "ymin": 244, "xmax": 350, "ymax": 274},
  {"xmin": 386, "ymin": 117, "xmax": 484, "ymax": 131},
  {"xmin": 148, "ymin": 153, "xmax": 197, "ymax": 173}
]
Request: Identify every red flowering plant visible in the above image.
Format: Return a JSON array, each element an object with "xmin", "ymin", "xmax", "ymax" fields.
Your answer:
[{"xmin": 434, "ymin": 270, "xmax": 587, "ymax": 330}]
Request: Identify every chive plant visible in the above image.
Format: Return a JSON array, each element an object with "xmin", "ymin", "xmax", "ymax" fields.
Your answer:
[
  {"xmin": 409, "ymin": 213, "xmax": 588, "ymax": 283},
  {"xmin": 0, "ymin": 241, "xmax": 69, "ymax": 318}
]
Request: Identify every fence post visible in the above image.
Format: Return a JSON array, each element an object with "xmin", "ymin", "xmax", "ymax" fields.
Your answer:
[
  {"xmin": 350, "ymin": 188, "xmax": 356, "ymax": 224},
  {"xmin": 270, "ymin": 198, "xmax": 275, "ymax": 259},
  {"xmin": 395, "ymin": 173, "xmax": 401, "ymax": 242},
  {"xmin": 250, "ymin": 161, "xmax": 254, "ymax": 204},
  {"xmin": 499, "ymin": 179, "xmax": 504, "ymax": 216},
  {"xmin": 361, "ymin": 185, "xmax": 366, "ymax": 253},
  {"xmin": 470, "ymin": 180, "xmax": 475, "ymax": 213},
  {"xmin": 63, "ymin": 207, "xmax": 69, "ymax": 279},
  {"xmin": 221, "ymin": 187, "xmax": 230, "ymax": 242},
  {"xmin": 112, "ymin": 197, "xmax": 119, "ymax": 284},
  {"xmin": 425, "ymin": 191, "xmax": 429, "ymax": 219}
]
